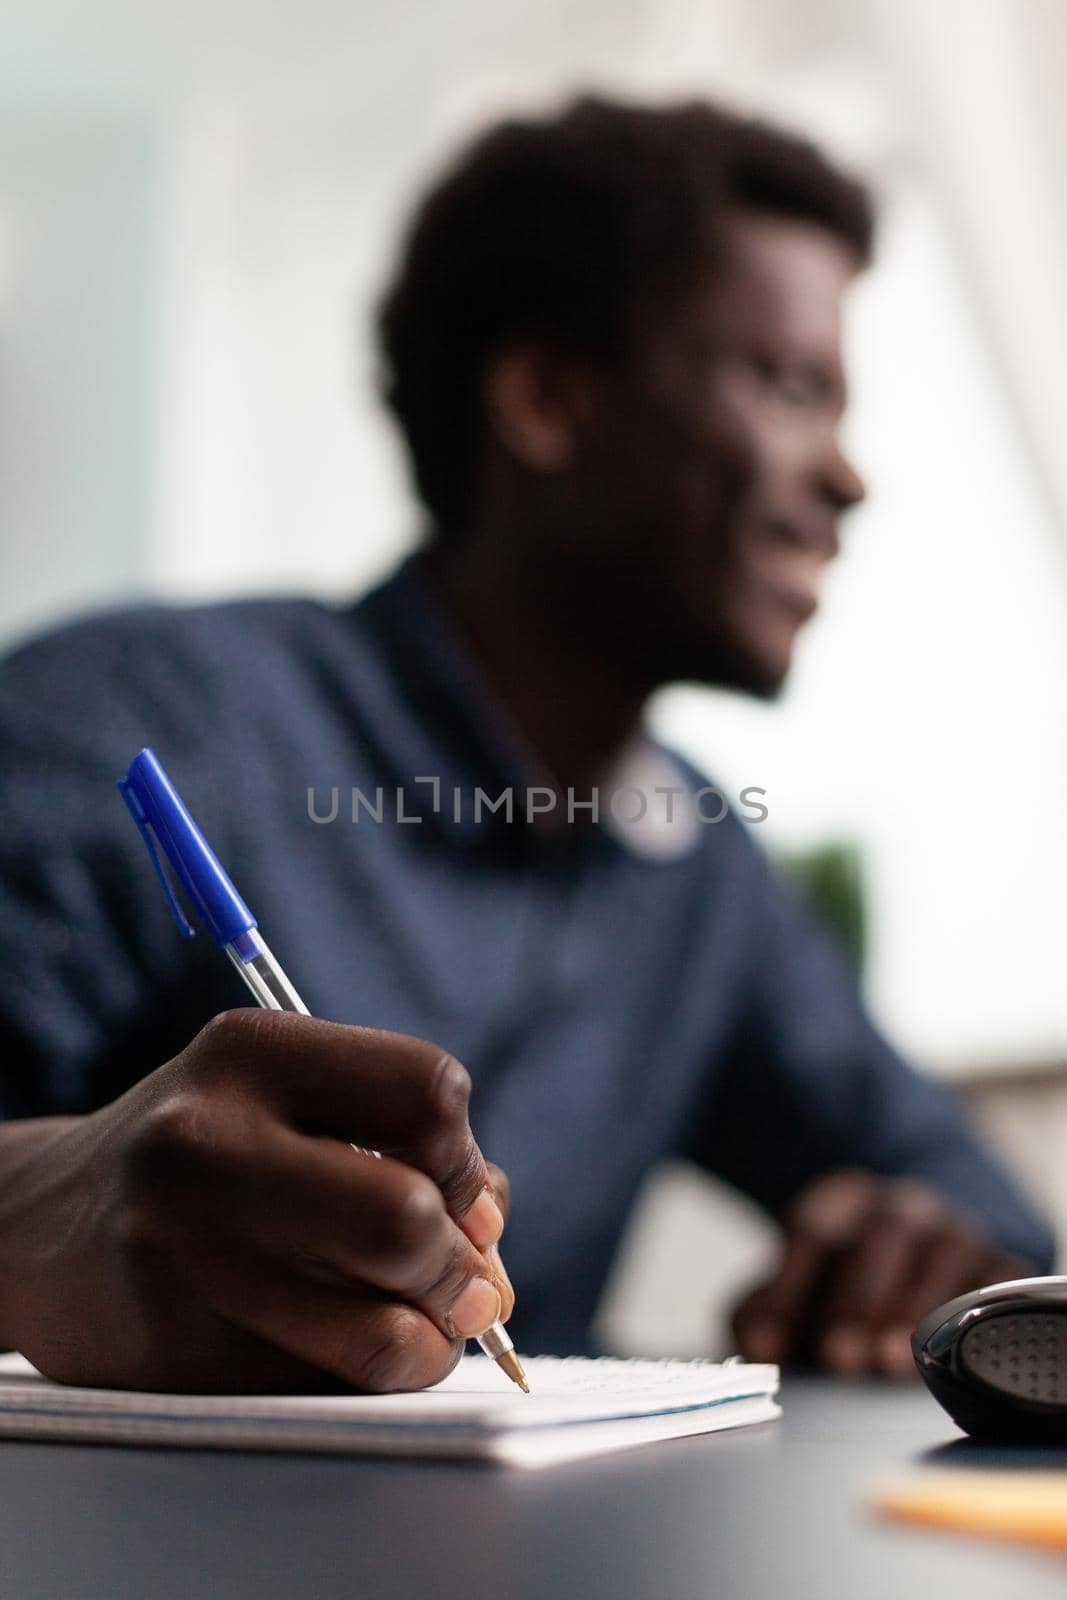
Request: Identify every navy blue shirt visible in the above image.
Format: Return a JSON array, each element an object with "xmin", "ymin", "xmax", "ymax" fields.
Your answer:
[{"xmin": 0, "ymin": 560, "xmax": 1054, "ymax": 1353}]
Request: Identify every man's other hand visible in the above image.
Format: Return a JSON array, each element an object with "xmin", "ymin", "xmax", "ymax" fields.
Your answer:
[
  {"xmin": 0, "ymin": 1011, "xmax": 513, "ymax": 1393},
  {"xmin": 730, "ymin": 1169, "xmax": 1030, "ymax": 1377}
]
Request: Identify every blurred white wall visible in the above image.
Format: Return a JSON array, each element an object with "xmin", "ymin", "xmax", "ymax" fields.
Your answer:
[
  {"xmin": 0, "ymin": 110, "xmax": 157, "ymax": 642},
  {"xmin": 655, "ymin": 175, "xmax": 1067, "ymax": 1072},
  {"xmin": 1, "ymin": 0, "xmax": 1065, "ymax": 1079}
]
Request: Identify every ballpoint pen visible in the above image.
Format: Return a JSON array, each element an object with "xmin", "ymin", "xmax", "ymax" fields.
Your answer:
[{"xmin": 117, "ymin": 745, "xmax": 528, "ymax": 1394}]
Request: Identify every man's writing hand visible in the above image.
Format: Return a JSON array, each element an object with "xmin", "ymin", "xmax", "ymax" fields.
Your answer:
[
  {"xmin": 0, "ymin": 1010, "xmax": 513, "ymax": 1392},
  {"xmin": 730, "ymin": 1170, "xmax": 1029, "ymax": 1377}
]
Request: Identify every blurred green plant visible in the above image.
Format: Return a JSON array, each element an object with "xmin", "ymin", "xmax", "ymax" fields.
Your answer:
[{"xmin": 775, "ymin": 839, "xmax": 866, "ymax": 975}]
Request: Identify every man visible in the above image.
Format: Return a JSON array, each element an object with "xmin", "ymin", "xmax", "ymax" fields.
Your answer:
[{"xmin": 0, "ymin": 97, "xmax": 1053, "ymax": 1392}]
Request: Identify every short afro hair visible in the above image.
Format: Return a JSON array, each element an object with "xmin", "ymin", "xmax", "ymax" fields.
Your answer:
[{"xmin": 377, "ymin": 95, "xmax": 874, "ymax": 534}]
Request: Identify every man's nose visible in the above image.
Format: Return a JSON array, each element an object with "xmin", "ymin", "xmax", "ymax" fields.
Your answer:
[{"xmin": 821, "ymin": 442, "xmax": 866, "ymax": 513}]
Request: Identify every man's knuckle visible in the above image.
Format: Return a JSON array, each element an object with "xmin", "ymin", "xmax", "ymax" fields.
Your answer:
[
  {"xmin": 194, "ymin": 1009, "xmax": 247, "ymax": 1057},
  {"xmin": 347, "ymin": 1327, "xmax": 407, "ymax": 1393},
  {"xmin": 129, "ymin": 1094, "xmax": 206, "ymax": 1174},
  {"xmin": 884, "ymin": 1178, "xmax": 944, "ymax": 1230},
  {"xmin": 352, "ymin": 1308, "xmax": 446, "ymax": 1393},
  {"xmin": 406, "ymin": 1050, "xmax": 480, "ymax": 1195},
  {"xmin": 791, "ymin": 1169, "xmax": 875, "ymax": 1241},
  {"xmin": 424, "ymin": 1052, "xmax": 473, "ymax": 1128},
  {"xmin": 419, "ymin": 1231, "xmax": 472, "ymax": 1307},
  {"xmin": 383, "ymin": 1174, "xmax": 446, "ymax": 1270},
  {"xmin": 193, "ymin": 1008, "xmax": 289, "ymax": 1075},
  {"xmin": 439, "ymin": 1139, "xmax": 484, "ymax": 1206}
]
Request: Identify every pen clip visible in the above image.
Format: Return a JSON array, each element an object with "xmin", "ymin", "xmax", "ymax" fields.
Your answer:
[
  {"xmin": 117, "ymin": 778, "xmax": 197, "ymax": 939},
  {"xmin": 117, "ymin": 748, "xmax": 257, "ymax": 948}
]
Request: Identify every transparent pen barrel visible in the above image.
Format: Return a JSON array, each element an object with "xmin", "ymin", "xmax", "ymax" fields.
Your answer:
[{"xmin": 226, "ymin": 934, "xmax": 309, "ymax": 1014}]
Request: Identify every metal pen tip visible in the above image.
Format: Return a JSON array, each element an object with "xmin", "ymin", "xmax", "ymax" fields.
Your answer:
[{"xmin": 496, "ymin": 1348, "xmax": 529, "ymax": 1393}]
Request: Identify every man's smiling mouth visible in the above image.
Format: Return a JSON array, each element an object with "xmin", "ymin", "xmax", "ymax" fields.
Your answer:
[{"xmin": 745, "ymin": 517, "xmax": 837, "ymax": 620}]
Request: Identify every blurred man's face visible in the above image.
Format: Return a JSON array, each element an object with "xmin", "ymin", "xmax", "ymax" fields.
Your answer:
[{"xmin": 555, "ymin": 209, "xmax": 866, "ymax": 696}]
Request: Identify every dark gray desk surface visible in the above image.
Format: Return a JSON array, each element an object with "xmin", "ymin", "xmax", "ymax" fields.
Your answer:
[{"xmin": 1, "ymin": 1377, "xmax": 1065, "ymax": 1600}]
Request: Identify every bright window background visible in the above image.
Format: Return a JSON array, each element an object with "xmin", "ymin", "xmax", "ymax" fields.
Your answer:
[
  {"xmin": 2, "ymin": 0, "xmax": 1066, "ymax": 1081},
  {"xmin": 653, "ymin": 177, "xmax": 1067, "ymax": 1073}
]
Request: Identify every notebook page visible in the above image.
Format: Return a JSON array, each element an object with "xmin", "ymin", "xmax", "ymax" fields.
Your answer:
[
  {"xmin": 429, "ymin": 1355, "xmax": 779, "ymax": 1427},
  {"xmin": 490, "ymin": 1392, "xmax": 781, "ymax": 1468},
  {"xmin": 0, "ymin": 1352, "xmax": 780, "ymax": 1464}
]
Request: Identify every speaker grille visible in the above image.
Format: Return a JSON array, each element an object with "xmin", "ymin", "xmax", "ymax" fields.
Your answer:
[{"xmin": 960, "ymin": 1311, "xmax": 1067, "ymax": 1405}]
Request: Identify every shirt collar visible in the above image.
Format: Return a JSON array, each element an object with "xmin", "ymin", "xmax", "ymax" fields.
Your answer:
[
  {"xmin": 349, "ymin": 554, "xmax": 699, "ymax": 861},
  {"xmin": 349, "ymin": 555, "xmax": 552, "ymax": 849}
]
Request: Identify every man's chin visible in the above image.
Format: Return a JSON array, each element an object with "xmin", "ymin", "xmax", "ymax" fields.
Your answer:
[
  {"xmin": 627, "ymin": 613, "xmax": 795, "ymax": 698},
  {"xmin": 710, "ymin": 655, "xmax": 790, "ymax": 701},
  {"xmin": 668, "ymin": 632, "xmax": 793, "ymax": 699}
]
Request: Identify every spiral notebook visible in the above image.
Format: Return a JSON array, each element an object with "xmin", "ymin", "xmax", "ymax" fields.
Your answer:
[{"xmin": 0, "ymin": 1352, "xmax": 780, "ymax": 1468}]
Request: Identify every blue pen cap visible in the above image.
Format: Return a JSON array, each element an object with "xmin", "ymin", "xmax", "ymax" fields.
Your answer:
[{"xmin": 117, "ymin": 748, "xmax": 256, "ymax": 947}]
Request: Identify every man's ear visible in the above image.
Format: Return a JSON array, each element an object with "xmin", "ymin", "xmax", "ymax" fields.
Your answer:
[{"xmin": 483, "ymin": 341, "xmax": 596, "ymax": 472}]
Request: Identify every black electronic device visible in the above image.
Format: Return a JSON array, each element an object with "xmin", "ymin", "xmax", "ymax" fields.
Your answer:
[{"xmin": 912, "ymin": 1276, "xmax": 1067, "ymax": 1443}]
